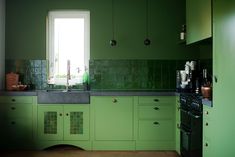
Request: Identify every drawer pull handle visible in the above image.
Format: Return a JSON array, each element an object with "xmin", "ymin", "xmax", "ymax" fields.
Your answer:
[
  {"xmin": 112, "ymin": 99, "xmax": 118, "ymax": 103},
  {"xmin": 153, "ymin": 122, "xmax": 159, "ymax": 125},
  {"xmin": 205, "ymin": 143, "xmax": 209, "ymax": 147},
  {"xmin": 11, "ymin": 99, "xmax": 16, "ymax": 102},
  {"xmin": 11, "ymin": 121, "xmax": 15, "ymax": 125},
  {"xmin": 154, "ymin": 107, "xmax": 159, "ymax": 110},
  {"xmin": 205, "ymin": 122, "xmax": 209, "ymax": 126},
  {"xmin": 154, "ymin": 99, "xmax": 159, "ymax": 102},
  {"xmin": 11, "ymin": 107, "xmax": 16, "ymax": 110}
]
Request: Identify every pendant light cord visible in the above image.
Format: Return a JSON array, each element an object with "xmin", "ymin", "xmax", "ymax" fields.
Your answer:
[
  {"xmin": 146, "ymin": 0, "xmax": 149, "ymax": 38},
  {"xmin": 112, "ymin": 0, "xmax": 115, "ymax": 39}
]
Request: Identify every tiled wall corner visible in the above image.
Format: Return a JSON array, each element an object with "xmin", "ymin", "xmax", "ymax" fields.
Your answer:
[{"xmin": 5, "ymin": 59, "xmax": 48, "ymax": 90}]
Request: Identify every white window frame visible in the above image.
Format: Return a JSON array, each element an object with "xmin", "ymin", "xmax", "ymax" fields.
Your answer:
[{"xmin": 47, "ymin": 10, "xmax": 90, "ymax": 85}]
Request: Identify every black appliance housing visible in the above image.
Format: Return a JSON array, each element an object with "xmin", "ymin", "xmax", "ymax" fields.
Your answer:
[{"xmin": 179, "ymin": 93, "xmax": 202, "ymax": 157}]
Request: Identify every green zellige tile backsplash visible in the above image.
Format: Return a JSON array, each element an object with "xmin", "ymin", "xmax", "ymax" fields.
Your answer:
[
  {"xmin": 5, "ymin": 59, "xmax": 212, "ymax": 90},
  {"xmin": 89, "ymin": 59, "xmax": 212, "ymax": 90},
  {"xmin": 89, "ymin": 59, "xmax": 185, "ymax": 90}
]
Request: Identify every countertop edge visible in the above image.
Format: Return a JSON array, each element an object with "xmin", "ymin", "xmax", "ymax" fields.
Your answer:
[
  {"xmin": 202, "ymin": 98, "xmax": 213, "ymax": 107},
  {"xmin": 90, "ymin": 91, "xmax": 178, "ymax": 96},
  {"xmin": 0, "ymin": 91, "xmax": 37, "ymax": 96},
  {"xmin": 0, "ymin": 90, "xmax": 179, "ymax": 96}
]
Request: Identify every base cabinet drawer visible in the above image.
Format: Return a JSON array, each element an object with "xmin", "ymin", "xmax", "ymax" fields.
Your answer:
[
  {"xmin": 138, "ymin": 120, "xmax": 174, "ymax": 141},
  {"xmin": 0, "ymin": 104, "xmax": 33, "ymax": 118},
  {"xmin": 0, "ymin": 118, "xmax": 33, "ymax": 141},
  {"xmin": 138, "ymin": 96, "xmax": 175, "ymax": 105},
  {"xmin": 0, "ymin": 96, "xmax": 33, "ymax": 104},
  {"xmin": 138, "ymin": 105, "xmax": 174, "ymax": 119}
]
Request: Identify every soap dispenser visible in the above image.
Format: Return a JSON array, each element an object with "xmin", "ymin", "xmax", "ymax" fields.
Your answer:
[{"xmin": 82, "ymin": 67, "xmax": 90, "ymax": 91}]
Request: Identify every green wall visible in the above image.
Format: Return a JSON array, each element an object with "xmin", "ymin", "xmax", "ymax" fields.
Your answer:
[
  {"xmin": 0, "ymin": 0, "xmax": 5, "ymax": 89},
  {"xmin": 5, "ymin": 0, "xmax": 199, "ymax": 60}
]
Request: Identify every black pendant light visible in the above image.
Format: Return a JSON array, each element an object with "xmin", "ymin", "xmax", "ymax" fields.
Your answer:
[
  {"xmin": 144, "ymin": 0, "xmax": 151, "ymax": 46},
  {"xmin": 110, "ymin": 0, "xmax": 117, "ymax": 46}
]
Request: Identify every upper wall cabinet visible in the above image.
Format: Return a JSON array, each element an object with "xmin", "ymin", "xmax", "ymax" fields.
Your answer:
[{"xmin": 186, "ymin": 0, "xmax": 212, "ymax": 44}]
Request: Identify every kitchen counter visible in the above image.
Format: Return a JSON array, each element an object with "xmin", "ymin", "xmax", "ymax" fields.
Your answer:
[
  {"xmin": 90, "ymin": 90, "xmax": 177, "ymax": 96},
  {"xmin": 202, "ymin": 98, "xmax": 213, "ymax": 107},
  {"xmin": 0, "ymin": 89, "xmax": 178, "ymax": 96},
  {"xmin": 0, "ymin": 90, "xmax": 37, "ymax": 96}
]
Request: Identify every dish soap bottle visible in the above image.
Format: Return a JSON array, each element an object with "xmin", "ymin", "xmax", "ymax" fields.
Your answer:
[{"xmin": 82, "ymin": 67, "xmax": 90, "ymax": 90}]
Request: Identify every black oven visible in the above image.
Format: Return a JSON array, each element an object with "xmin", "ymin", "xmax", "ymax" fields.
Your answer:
[{"xmin": 179, "ymin": 94, "xmax": 202, "ymax": 157}]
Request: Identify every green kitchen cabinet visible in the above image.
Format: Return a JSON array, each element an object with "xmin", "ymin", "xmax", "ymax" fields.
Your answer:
[
  {"xmin": 37, "ymin": 104, "xmax": 89, "ymax": 141},
  {"xmin": 91, "ymin": 96, "xmax": 135, "ymax": 150},
  {"xmin": 186, "ymin": 0, "xmax": 211, "ymax": 44},
  {"xmin": 175, "ymin": 96, "xmax": 180, "ymax": 154},
  {"xmin": 0, "ymin": 96, "xmax": 36, "ymax": 148},
  {"xmin": 93, "ymin": 96, "xmax": 134, "ymax": 140},
  {"xmin": 136, "ymin": 96, "xmax": 176, "ymax": 150},
  {"xmin": 211, "ymin": 1, "xmax": 235, "ymax": 156},
  {"xmin": 203, "ymin": 104, "xmax": 215, "ymax": 157}
]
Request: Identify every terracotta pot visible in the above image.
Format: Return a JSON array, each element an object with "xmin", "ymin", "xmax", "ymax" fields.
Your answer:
[
  {"xmin": 6, "ymin": 72, "xmax": 19, "ymax": 91},
  {"xmin": 201, "ymin": 86, "xmax": 212, "ymax": 100}
]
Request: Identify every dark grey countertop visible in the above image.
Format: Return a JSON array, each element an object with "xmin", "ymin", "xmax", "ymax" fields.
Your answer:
[
  {"xmin": 202, "ymin": 98, "xmax": 213, "ymax": 107},
  {"xmin": 0, "ymin": 91, "xmax": 37, "ymax": 96},
  {"xmin": 0, "ymin": 90, "xmax": 178, "ymax": 96},
  {"xmin": 90, "ymin": 90, "xmax": 177, "ymax": 96}
]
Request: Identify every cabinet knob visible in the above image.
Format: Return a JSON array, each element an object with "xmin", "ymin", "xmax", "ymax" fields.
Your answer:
[
  {"xmin": 153, "ymin": 122, "xmax": 159, "ymax": 125},
  {"xmin": 154, "ymin": 99, "xmax": 159, "ymax": 102},
  {"xmin": 112, "ymin": 98, "xmax": 118, "ymax": 103},
  {"xmin": 214, "ymin": 75, "xmax": 218, "ymax": 83},
  {"xmin": 205, "ymin": 111, "xmax": 209, "ymax": 115},
  {"xmin": 11, "ymin": 107, "xmax": 16, "ymax": 110},
  {"xmin": 11, "ymin": 99, "xmax": 15, "ymax": 102},
  {"xmin": 66, "ymin": 113, "xmax": 69, "ymax": 116},
  {"xmin": 205, "ymin": 143, "xmax": 209, "ymax": 147},
  {"xmin": 205, "ymin": 122, "xmax": 209, "ymax": 126},
  {"xmin": 154, "ymin": 107, "xmax": 159, "ymax": 110},
  {"xmin": 59, "ymin": 113, "xmax": 63, "ymax": 116}
]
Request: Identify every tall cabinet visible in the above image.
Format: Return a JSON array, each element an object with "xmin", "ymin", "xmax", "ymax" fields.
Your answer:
[
  {"xmin": 0, "ymin": 0, "xmax": 5, "ymax": 90},
  {"xmin": 211, "ymin": 1, "xmax": 235, "ymax": 156}
]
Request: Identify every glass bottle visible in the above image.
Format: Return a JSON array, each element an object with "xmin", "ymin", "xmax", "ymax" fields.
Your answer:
[{"xmin": 180, "ymin": 24, "xmax": 186, "ymax": 40}]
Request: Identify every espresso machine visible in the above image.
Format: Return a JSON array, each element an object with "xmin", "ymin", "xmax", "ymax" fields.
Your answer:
[{"xmin": 176, "ymin": 61, "xmax": 200, "ymax": 93}]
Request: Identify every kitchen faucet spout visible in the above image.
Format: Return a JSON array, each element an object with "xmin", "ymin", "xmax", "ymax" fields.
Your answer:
[{"xmin": 64, "ymin": 60, "xmax": 71, "ymax": 92}]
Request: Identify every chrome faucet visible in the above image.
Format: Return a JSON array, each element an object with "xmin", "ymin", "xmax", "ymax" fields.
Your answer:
[{"xmin": 64, "ymin": 60, "xmax": 71, "ymax": 92}]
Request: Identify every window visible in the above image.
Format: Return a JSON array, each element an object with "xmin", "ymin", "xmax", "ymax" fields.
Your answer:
[{"xmin": 47, "ymin": 10, "xmax": 90, "ymax": 85}]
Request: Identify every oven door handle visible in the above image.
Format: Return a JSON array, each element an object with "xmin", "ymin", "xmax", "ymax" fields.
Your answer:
[
  {"xmin": 177, "ymin": 125, "xmax": 191, "ymax": 135},
  {"xmin": 179, "ymin": 107, "xmax": 201, "ymax": 119},
  {"xmin": 179, "ymin": 107, "xmax": 189, "ymax": 114},
  {"xmin": 188, "ymin": 112, "xmax": 201, "ymax": 119}
]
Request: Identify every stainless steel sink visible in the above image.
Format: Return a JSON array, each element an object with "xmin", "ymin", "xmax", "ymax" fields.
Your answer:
[{"xmin": 37, "ymin": 90, "xmax": 90, "ymax": 104}]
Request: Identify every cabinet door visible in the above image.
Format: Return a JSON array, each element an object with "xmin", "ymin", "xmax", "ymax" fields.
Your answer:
[
  {"xmin": 203, "ymin": 105, "xmax": 214, "ymax": 157},
  {"xmin": 186, "ymin": 0, "xmax": 211, "ymax": 44},
  {"xmin": 138, "ymin": 119, "xmax": 174, "ymax": 141},
  {"xmin": 37, "ymin": 105, "xmax": 64, "ymax": 141},
  {"xmin": 213, "ymin": 1, "xmax": 235, "ymax": 156},
  {"xmin": 64, "ymin": 105, "xmax": 89, "ymax": 141},
  {"xmin": 93, "ymin": 96, "xmax": 134, "ymax": 140},
  {"xmin": 175, "ymin": 96, "xmax": 180, "ymax": 154}
]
